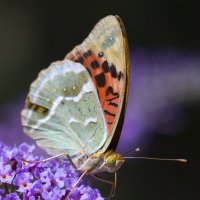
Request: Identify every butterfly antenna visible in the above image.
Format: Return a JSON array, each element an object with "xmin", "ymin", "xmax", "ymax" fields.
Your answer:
[
  {"xmin": 124, "ymin": 156, "xmax": 187, "ymax": 163},
  {"xmin": 122, "ymin": 147, "xmax": 140, "ymax": 156}
]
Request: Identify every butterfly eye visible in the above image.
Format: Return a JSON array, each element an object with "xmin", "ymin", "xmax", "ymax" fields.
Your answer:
[{"xmin": 106, "ymin": 155, "xmax": 116, "ymax": 167}]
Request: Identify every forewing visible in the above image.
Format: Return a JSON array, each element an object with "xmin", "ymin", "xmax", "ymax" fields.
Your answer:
[
  {"xmin": 21, "ymin": 60, "xmax": 107, "ymax": 156},
  {"xmin": 66, "ymin": 15, "xmax": 129, "ymax": 151}
]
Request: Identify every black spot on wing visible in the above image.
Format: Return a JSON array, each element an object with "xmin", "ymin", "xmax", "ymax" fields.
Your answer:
[
  {"xmin": 83, "ymin": 50, "xmax": 92, "ymax": 58},
  {"xmin": 98, "ymin": 51, "xmax": 104, "ymax": 58},
  {"xmin": 118, "ymin": 71, "xmax": 123, "ymax": 81},
  {"xmin": 104, "ymin": 110, "xmax": 116, "ymax": 117},
  {"xmin": 95, "ymin": 72, "xmax": 106, "ymax": 87},
  {"xmin": 108, "ymin": 102, "xmax": 118, "ymax": 107},
  {"xmin": 106, "ymin": 87, "xmax": 118, "ymax": 96},
  {"xmin": 106, "ymin": 95, "xmax": 119, "ymax": 102},
  {"xmin": 91, "ymin": 60, "xmax": 99, "ymax": 69},
  {"xmin": 102, "ymin": 61, "xmax": 109, "ymax": 73},
  {"xmin": 110, "ymin": 64, "xmax": 117, "ymax": 78},
  {"xmin": 75, "ymin": 57, "xmax": 84, "ymax": 64}
]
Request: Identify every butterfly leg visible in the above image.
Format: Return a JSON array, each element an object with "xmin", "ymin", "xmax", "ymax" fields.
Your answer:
[
  {"xmin": 91, "ymin": 172, "xmax": 117, "ymax": 199},
  {"xmin": 20, "ymin": 153, "xmax": 77, "ymax": 170},
  {"xmin": 66, "ymin": 154, "xmax": 77, "ymax": 170},
  {"xmin": 66, "ymin": 170, "xmax": 89, "ymax": 200}
]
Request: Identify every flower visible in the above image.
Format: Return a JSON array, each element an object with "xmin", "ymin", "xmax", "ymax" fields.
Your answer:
[
  {"xmin": 0, "ymin": 142, "xmax": 103, "ymax": 199},
  {"xmin": 0, "ymin": 164, "xmax": 15, "ymax": 184},
  {"xmin": 5, "ymin": 193, "xmax": 20, "ymax": 200},
  {"xmin": 13, "ymin": 172, "xmax": 33, "ymax": 192}
]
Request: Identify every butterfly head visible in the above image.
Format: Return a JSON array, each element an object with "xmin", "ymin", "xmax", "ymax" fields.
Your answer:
[{"xmin": 104, "ymin": 151, "xmax": 125, "ymax": 173}]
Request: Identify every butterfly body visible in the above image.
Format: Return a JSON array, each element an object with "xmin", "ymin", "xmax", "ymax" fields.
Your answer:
[
  {"xmin": 71, "ymin": 150, "xmax": 124, "ymax": 174},
  {"xmin": 21, "ymin": 15, "xmax": 130, "ymax": 194}
]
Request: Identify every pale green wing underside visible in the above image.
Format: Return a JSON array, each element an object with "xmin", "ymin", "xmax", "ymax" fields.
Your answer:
[{"xmin": 21, "ymin": 60, "xmax": 107, "ymax": 156}]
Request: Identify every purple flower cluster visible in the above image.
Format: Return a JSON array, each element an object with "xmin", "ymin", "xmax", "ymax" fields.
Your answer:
[{"xmin": 0, "ymin": 142, "xmax": 103, "ymax": 200}]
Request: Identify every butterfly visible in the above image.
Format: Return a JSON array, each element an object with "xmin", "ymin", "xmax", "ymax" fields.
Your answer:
[{"xmin": 21, "ymin": 15, "xmax": 130, "ymax": 198}]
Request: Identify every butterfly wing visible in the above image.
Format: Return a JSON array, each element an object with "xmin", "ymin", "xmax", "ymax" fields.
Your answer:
[
  {"xmin": 21, "ymin": 60, "xmax": 107, "ymax": 156},
  {"xmin": 66, "ymin": 15, "xmax": 130, "ymax": 152},
  {"xmin": 21, "ymin": 15, "xmax": 129, "ymax": 157}
]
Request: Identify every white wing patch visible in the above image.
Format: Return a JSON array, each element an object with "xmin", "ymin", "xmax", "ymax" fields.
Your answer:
[
  {"xmin": 69, "ymin": 117, "xmax": 79, "ymax": 124},
  {"xmin": 84, "ymin": 117, "xmax": 97, "ymax": 126},
  {"xmin": 21, "ymin": 60, "xmax": 107, "ymax": 156},
  {"xmin": 69, "ymin": 117, "xmax": 97, "ymax": 126}
]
